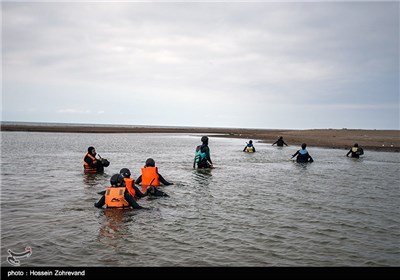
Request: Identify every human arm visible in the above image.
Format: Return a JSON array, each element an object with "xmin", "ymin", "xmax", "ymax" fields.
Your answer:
[
  {"xmin": 124, "ymin": 191, "xmax": 146, "ymax": 209},
  {"xmin": 135, "ymin": 175, "xmax": 142, "ymax": 185},
  {"xmin": 133, "ymin": 185, "xmax": 147, "ymax": 198},
  {"xmin": 147, "ymin": 186, "xmax": 169, "ymax": 197},
  {"xmin": 94, "ymin": 195, "xmax": 105, "ymax": 208},
  {"xmin": 346, "ymin": 149, "xmax": 351, "ymax": 157},
  {"xmin": 308, "ymin": 154, "xmax": 314, "ymax": 163},
  {"xmin": 291, "ymin": 150, "xmax": 299, "ymax": 158},
  {"xmin": 84, "ymin": 155, "xmax": 98, "ymax": 168},
  {"xmin": 157, "ymin": 171, "xmax": 173, "ymax": 186}
]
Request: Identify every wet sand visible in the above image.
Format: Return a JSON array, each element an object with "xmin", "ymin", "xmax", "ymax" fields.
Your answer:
[{"xmin": 1, "ymin": 123, "xmax": 399, "ymax": 152}]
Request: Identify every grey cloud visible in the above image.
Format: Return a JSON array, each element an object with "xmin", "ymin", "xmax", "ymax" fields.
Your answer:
[{"xmin": 2, "ymin": 1, "xmax": 399, "ymax": 129}]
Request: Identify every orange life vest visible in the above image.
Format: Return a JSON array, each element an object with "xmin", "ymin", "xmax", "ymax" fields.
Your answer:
[
  {"xmin": 83, "ymin": 153, "xmax": 98, "ymax": 174},
  {"xmin": 105, "ymin": 187, "xmax": 129, "ymax": 208},
  {"xmin": 123, "ymin": 178, "xmax": 136, "ymax": 198},
  {"xmin": 140, "ymin": 167, "xmax": 159, "ymax": 193}
]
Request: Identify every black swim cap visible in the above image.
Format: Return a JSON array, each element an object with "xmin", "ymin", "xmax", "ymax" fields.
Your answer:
[
  {"xmin": 201, "ymin": 136, "xmax": 209, "ymax": 143},
  {"xmin": 249, "ymin": 140, "xmax": 253, "ymax": 144},
  {"xmin": 119, "ymin": 168, "xmax": 131, "ymax": 178},
  {"xmin": 110, "ymin": 174, "xmax": 125, "ymax": 187},
  {"xmin": 145, "ymin": 158, "xmax": 155, "ymax": 167},
  {"xmin": 88, "ymin": 146, "xmax": 95, "ymax": 153}
]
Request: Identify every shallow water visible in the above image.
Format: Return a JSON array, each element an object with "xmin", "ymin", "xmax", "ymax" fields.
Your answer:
[{"xmin": 1, "ymin": 132, "xmax": 399, "ymax": 266}]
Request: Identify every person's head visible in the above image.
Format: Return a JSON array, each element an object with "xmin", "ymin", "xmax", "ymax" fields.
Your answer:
[
  {"xmin": 110, "ymin": 174, "xmax": 125, "ymax": 187},
  {"xmin": 354, "ymin": 143, "xmax": 359, "ymax": 147},
  {"xmin": 88, "ymin": 146, "xmax": 96, "ymax": 155},
  {"xmin": 301, "ymin": 143, "xmax": 307, "ymax": 149},
  {"xmin": 279, "ymin": 136, "xmax": 283, "ymax": 140},
  {"xmin": 249, "ymin": 140, "xmax": 253, "ymax": 144},
  {"xmin": 145, "ymin": 158, "xmax": 155, "ymax": 167},
  {"xmin": 119, "ymin": 168, "xmax": 131, "ymax": 178},
  {"xmin": 201, "ymin": 136, "xmax": 209, "ymax": 144}
]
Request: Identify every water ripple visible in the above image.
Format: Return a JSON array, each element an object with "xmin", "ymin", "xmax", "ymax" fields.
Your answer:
[{"xmin": 1, "ymin": 132, "xmax": 399, "ymax": 266}]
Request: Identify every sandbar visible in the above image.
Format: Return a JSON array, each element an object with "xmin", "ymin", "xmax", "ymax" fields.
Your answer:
[{"xmin": 1, "ymin": 123, "xmax": 398, "ymax": 152}]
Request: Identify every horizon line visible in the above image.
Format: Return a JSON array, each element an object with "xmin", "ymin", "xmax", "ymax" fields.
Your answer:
[{"xmin": 1, "ymin": 120, "xmax": 398, "ymax": 131}]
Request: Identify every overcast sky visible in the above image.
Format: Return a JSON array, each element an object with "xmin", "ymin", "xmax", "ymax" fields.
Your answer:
[{"xmin": 2, "ymin": 1, "xmax": 399, "ymax": 129}]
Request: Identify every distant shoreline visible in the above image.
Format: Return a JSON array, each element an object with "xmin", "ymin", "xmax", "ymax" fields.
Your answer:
[{"xmin": 1, "ymin": 122, "xmax": 399, "ymax": 152}]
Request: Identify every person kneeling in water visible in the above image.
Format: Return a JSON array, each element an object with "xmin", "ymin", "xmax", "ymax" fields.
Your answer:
[
  {"xmin": 94, "ymin": 174, "xmax": 146, "ymax": 209},
  {"xmin": 120, "ymin": 167, "xmax": 168, "ymax": 198}
]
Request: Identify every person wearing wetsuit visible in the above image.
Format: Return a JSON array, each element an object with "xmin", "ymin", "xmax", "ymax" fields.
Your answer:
[
  {"xmin": 135, "ymin": 158, "xmax": 173, "ymax": 187},
  {"xmin": 83, "ymin": 146, "xmax": 109, "ymax": 173},
  {"xmin": 346, "ymin": 143, "xmax": 364, "ymax": 158},
  {"xmin": 272, "ymin": 136, "xmax": 288, "ymax": 147},
  {"xmin": 120, "ymin": 168, "xmax": 148, "ymax": 198},
  {"xmin": 194, "ymin": 136, "xmax": 213, "ymax": 169},
  {"xmin": 95, "ymin": 174, "xmax": 145, "ymax": 209},
  {"xmin": 122, "ymin": 167, "xmax": 168, "ymax": 198},
  {"xmin": 243, "ymin": 140, "xmax": 256, "ymax": 152},
  {"xmin": 291, "ymin": 143, "xmax": 314, "ymax": 163}
]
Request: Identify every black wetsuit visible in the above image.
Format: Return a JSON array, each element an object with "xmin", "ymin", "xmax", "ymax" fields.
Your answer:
[
  {"xmin": 95, "ymin": 188, "xmax": 143, "ymax": 209},
  {"xmin": 346, "ymin": 147, "xmax": 364, "ymax": 158},
  {"xmin": 132, "ymin": 185, "xmax": 147, "ymax": 198},
  {"xmin": 135, "ymin": 170, "xmax": 171, "ymax": 197},
  {"xmin": 273, "ymin": 139, "xmax": 288, "ymax": 147},
  {"xmin": 194, "ymin": 144, "xmax": 213, "ymax": 168},
  {"xmin": 292, "ymin": 149, "xmax": 314, "ymax": 163}
]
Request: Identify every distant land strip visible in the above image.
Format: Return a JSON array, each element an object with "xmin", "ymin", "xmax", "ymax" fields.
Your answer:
[{"xmin": 1, "ymin": 123, "xmax": 399, "ymax": 152}]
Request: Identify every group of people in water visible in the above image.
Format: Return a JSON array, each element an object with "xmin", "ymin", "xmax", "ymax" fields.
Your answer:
[
  {"xmin": 243, "ymin": 136, "xmax": 364, "ymax": 162},
  {"xmin": 84, "ymin": 136, "xmax": 364, "ymax": 210},
  {"xmin": 243, "ymin": 137, "xmax": 314, "ymax": 163},
  {"xmin": 84, "ymin": 146, "xmax": 172, "ymax": 209}
]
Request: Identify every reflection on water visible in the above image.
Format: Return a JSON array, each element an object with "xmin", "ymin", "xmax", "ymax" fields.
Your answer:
[
  {"xmin": 1, "ymin": 132, "xmax": 400, "ymax": 266},
  {"xmin": 97, "ymin": 209, "xmax": 133, "ymax": 242},
  {"xmin": 192, "ymin": 169, "xmax": 213, "ymax": 187},
  {"xmin": 83, "ymin": 173, "xmax": 109, "ymax": 187}
]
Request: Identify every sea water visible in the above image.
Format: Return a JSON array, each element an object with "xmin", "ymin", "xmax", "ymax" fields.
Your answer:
[{"xmin": 1, "ymin": 131, "xmax": 399, "ymax": 266}]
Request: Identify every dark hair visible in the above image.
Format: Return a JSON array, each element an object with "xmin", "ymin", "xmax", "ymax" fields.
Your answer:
[
  {"xmin": 88, "ymin": 146, "xmax": 95, "ymax": 153},
  {"xmin": 201, "ymin": 136, "xmax": 209, "ymax": 143},
  {"xmin": 301, "ymin": 143, "xmax": 307, "ymax": 149},
  {"xmin": 354, "ymin": 143, "xmax": 359, "ymax": 147},
  {"xmin": 145, "ymin": 158, "xmax": 155, "ymax": 167}
]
